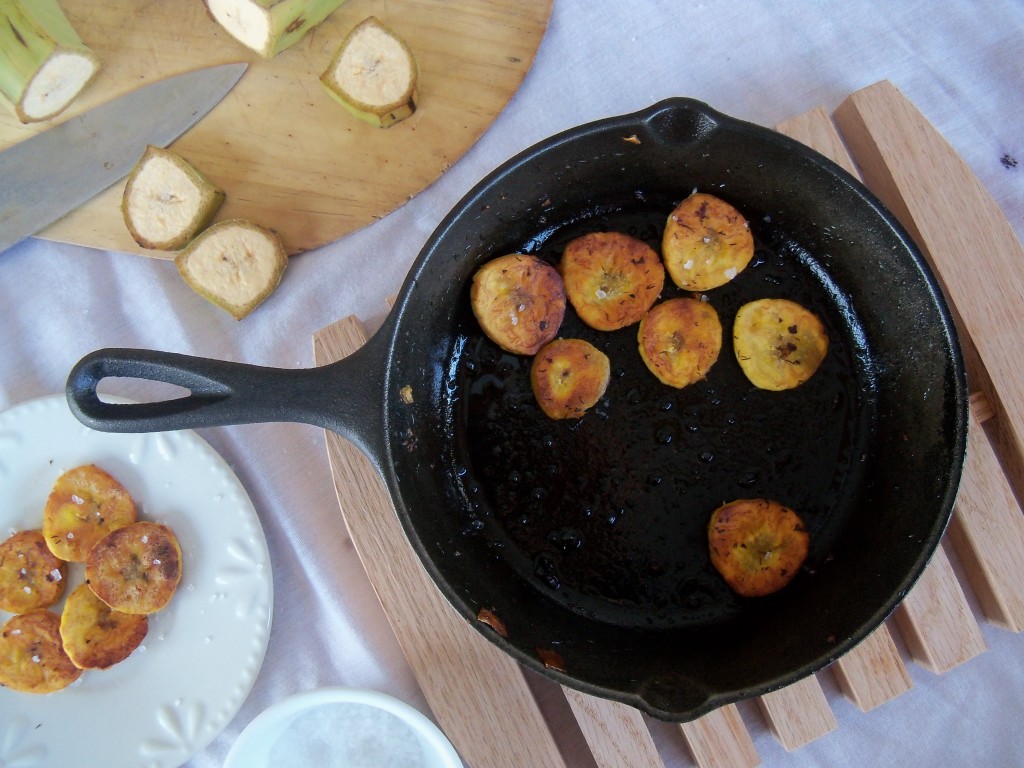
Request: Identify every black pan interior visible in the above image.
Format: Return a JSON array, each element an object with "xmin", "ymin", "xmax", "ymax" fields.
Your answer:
[{"xmin": 380, "ymin": 100, "xmax": 966, "ymax": 719}]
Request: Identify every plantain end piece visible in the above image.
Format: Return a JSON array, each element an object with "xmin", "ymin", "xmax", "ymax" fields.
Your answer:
[
  {"xmin": 662, "ymin": 193, "xmax": 754, "ymax": 291},
  {"xmin": 320, "ymin": 16, "xmax": 418, "ymax": 128},
  {"xmin": 733, "ymin": 298, "xmax": 829, "ymax": 391},
  {"xmin": 638, "ymin": 297, "xmax": 722, "ymax": 388},
  {"xmin": 203, "ymin": 0, "xmax": 349, "ymax": 59},
  {"xmin": 175, "ymin": 219, "xmax": 287, "ymax": 320},
  {"xmin": 0, "ymin": 610, "xmax": 83, "ymax": 693},
  {"xmin": 530, "ymin": 338, "xmax": 611, "ymax": 420}
]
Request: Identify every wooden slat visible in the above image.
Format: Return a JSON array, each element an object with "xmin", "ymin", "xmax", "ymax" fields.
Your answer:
[
  {"xmin": 678, "ymin": 705, "xmax": 759, "ymax": 768},
  {"xmin": 830, "ymin": 626, "xmax": 913, "ymax": 712},
  {"xmin": 757, "ymin": 676, "xmax": 837, "ymax": 751},
  {"xmin": 313, "ymin": 317, "xmax": 568, "ymax": 768},
  {"xmin": 561, "ymin": 688, "xmax": 665, "ymax": 768}
]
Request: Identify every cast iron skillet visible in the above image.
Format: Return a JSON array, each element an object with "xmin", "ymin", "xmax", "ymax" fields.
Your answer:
[{"xmin": 67, "ymin": 98, "xmax": 967, "ymax": 721}]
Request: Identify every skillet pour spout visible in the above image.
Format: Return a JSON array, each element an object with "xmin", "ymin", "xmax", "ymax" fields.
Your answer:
[{"xmin": 67, "ymin": 97, "xmax": 968, "ymax": 721}]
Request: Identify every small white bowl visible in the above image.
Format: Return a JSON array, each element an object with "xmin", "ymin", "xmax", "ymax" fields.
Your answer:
[{"xmin": 224, "ymin": 687, "xmax": 464, "ymax": 768}]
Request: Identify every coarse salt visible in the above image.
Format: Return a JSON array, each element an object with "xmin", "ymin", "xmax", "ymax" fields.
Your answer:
[
  {"xmin": 71, "ymin": 494, "xmax": 84, "ymax": 505},
  {"xmin": 31, "ymin": 655, "xmax": 40, "ymax": 664},
  {"xmin": 141, "ymin": 535, "xmax": 149, "ymax": 544},
  {"xmin": 66, "ymin": 532, "xmax": 74, "ymax": 539},
  {"xmin": 724, "ymin": 267, "xmax": 738, "ymax": 280},
  {"xmin": 50, "ymin": 569, "xmax": 62, "ymax": 582}
]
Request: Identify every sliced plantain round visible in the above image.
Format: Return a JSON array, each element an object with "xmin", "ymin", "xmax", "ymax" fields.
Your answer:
[
  {"xmin": 60, "ymin": 583, "xmax": 148, "ymax": 670},
  {"xmin": 707, "ymin": 498, "xmax": 809, "ymax": 597},
  {"xmin": 0, "ymin": 529, "xmax": 67, "ymax": 614},
  {"xmin": 638, "ymin": 297, "xmax": 723, "ymax": 388},
  {"xmin": 0, "ymin": 610, "xmax": 83, "ymax": 693},
  {"xmin": 559, "ymin": 231, "xmax": 665, "ymax": 331},
  {"xmin": 43, "ymin": 464, "xmax": 137, "ymax": 562},
  {"xmin": 733, "ymin": 298, "xmax": 829, "ymax": 391},
  {"xmin": 471, "ymin": 254, "xmax": 566, "ymax": 355},
  {"xmin": 86, "ymin": 521, "xmax": 182, "ymax": 615},
  {"xmin": 530, "ymin": 338, "xmax": 611, "ymax": 420},
  {"xmin": 662, "ymin": 192, "xmax": 754, "ymax": 291}
]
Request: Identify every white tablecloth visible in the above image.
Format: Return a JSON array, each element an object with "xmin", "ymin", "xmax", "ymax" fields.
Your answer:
[{"xmin": 2, "ymin": 2, "xmax": 1022, "ymax": 766}]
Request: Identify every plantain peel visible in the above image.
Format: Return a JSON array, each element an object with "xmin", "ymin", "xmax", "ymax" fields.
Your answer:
[
  {"xmin": 204, "ymin": 0, "xmax": 349, "ymax": 58},
  {"xmin": 663, "ymin": 193, "xmax": 754, "ymax": 292},
  {"xmin": 531, "ymin": 338, "xmax": 610, "ymax": 420},
  {"xmin": 471, "ymin": 254, "xmax": 566, "ymax": 355}
]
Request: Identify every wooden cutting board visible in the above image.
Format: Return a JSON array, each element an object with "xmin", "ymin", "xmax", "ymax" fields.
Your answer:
[{"xmin": 0, "ymin": 0, "xmax": 552, "ymax": 258}]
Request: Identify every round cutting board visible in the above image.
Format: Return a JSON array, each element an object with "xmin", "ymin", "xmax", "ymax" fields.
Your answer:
[{"xmin": 0, "ymin": 0, "xmax": 552, "ymax": 258}]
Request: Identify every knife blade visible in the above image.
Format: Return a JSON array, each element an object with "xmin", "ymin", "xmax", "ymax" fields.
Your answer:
[{"xmin": 0, "ymin": 62, "xmax": 247, "ymax": 255}]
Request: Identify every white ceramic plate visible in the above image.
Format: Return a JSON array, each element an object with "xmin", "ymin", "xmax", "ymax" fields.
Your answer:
[{"xmin": 0, "ymin": 394, "xmax": 273, "ymax": 768}]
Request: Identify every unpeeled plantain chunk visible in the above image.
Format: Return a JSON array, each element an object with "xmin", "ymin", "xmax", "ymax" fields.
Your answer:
[
  {"xmin": 86, "ymin": 521, "xmax": 182, "ymax": 615},
  {"xmin": 708, "ymin": 498, "xmax": 809, "ymax": 597},
  {"xmin": 471, "ymin": 254, "xmax": 566, "ymax": 355},
  {"xmin": 559, "ymin": 231, "xmax": 665, "ymax": 331},
  {"xmin": 0, "ymin": 609, "xmax": 83, "ymax": 693},
  {"xmin": 60, "ymin": 583, "xmax": 148, "ymax": 670},
  {"xmin": 43, "ymin": 464, "xmax": 137, "ymax": 562},
  {"xmin": 662, "ymin": 193, "xmax": 754, "ymax": 291},
  {"xmin": 0, "ymin": 529, "xmax": 66, "ymax": 613},
  {"xmin": 733, "ymin": 298, "xmax": 829, "ymax": 391},
  {"xmin": 530, "ymin": 338, "xmax": 611, "ymax": 420},
  {"xmin": 638, "ymin": 297, "xmax": 722, "ymax": 388}
]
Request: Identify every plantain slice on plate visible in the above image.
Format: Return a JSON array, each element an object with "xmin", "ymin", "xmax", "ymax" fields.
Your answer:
[
  {"xmin": 60, "ymin": 583, "xmax": 148, "ymax": 670},
  {"xmin": 707, "ymin": 498, "xmax": 809, "ymax": 597},
  {"xmin": 0, "ymin": 610, "xmax": 83, "ymax": 693},
  {"xmin": 43, "ymin": 464, "xmax": 137, "ymax": 562},
  {"xmin": 638, "ymin": 297, "xmax": 722, "ymax": 388},
  {"xmin": 0, "ymin": 529, "xmax": 67, "ymax": 613},
  {"xmin": 530, "ymin": 338, "xmax": 611, "ymax": 420},
  {"xmin": 733, "ymin": 298, "xmax": 829, "ymax": 390},
  {"xmin": 471, "ymin": 253, "xmax": 566, "ymax": 355},
  {"xmin": 559, "ymin": 231, "xmax": 665, "ymax": 331},
  {"xmin": 662, "ymin": 192, "xmax": 754, "ymax": 291},
  {"xmin": 86, "ymin": 521, "xmax": 182, "ymax": 615}
]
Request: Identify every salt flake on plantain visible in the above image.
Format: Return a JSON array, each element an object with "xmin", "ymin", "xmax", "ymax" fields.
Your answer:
[{"xmin": 203, "ymin": 0, "xmax": 350, "ymax": 59}]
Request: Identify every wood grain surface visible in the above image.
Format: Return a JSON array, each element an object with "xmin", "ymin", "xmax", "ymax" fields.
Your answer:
[{"xmin": 0, "ymin": 0, "xmax": 552, "ymax": 257}]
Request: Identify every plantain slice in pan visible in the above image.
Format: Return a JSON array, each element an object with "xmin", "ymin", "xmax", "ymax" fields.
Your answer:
[
  {"xmin": 0, "ymin": 529, "xmax": 67, "ymax": 614},
  {"xmin": 43, "ymin": 464, "xmax": 137, "ymax": 562},
  {"xmin": 662, "ymin": 192, "xmax": 754, "ymax": 291},
  {"xmin": 638, "ymin": 297, "xmax": 722, "ymax": 388},
  {"xmin": 733, "ymin": 298, "xmax": 829, "ymax": 391},
  {"xmin": 559, "ymin": 231, "xmax": 665, "ymax": 331},
  {"xmin": 530, "ymin": 338, "xmax": 611, "ymax": 420},
  {"xmin": 60, "ymin": 583, "xmax": 148, "ymax": 670},
  {"xmin": 86, "ymin": 521, "xmax": 182, "ymax": 615},
  {"xmin": 707, "ymin": 498, "xmax": 809, "ymax": 597},
  {"xmin": 0, "ymin": 610, "xmax": 83, "ymax": 693},
  {"xmin": 471, "ymin": 254, "xmax": 566, "ymax": 355}
]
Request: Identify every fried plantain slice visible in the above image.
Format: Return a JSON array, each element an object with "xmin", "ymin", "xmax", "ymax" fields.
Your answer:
[
  {"xmin": 471, "ymin": 254, "xmax": 566, "ymax": 355},
  {"xmin": 0, "ymin": 529, "xmax": 67, "ymax": 613},
  {"xmin": 638, "ymin": 297, "xmax": 722, "ymax": 388},
  {"xmin": 530, "ymin": 338, "xmax": 611, "ymax": 420},
  {"xmin": 733, "ymin": 298, "xmax": 829, "ymax": 391},
  {"xmin": 0, "ymin": 610, "xmax": 83, "ymax": 693},
  {"xmin": 60, "ymin": 583, "xmax": 148, "ymax": 670},
  {"xmin": 43, "ymin": 464, "xmax": 137, "ymax": 562},
  {"xmin": 707, "ymin": 498, "xmax": 809, "ymax": 597},
  {"xmin": 662, "ymin": 193, "xmax": 754, "ymax": 291},
  {"xmin": 559, "ymin": 231, "xmax": 665, "ymax": 331},
  {"xmin": 86, "ymin": 521, "xmax": 182, "ymax": 615}
]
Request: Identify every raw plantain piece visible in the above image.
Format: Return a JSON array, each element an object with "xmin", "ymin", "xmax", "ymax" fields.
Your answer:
[
  {"xmin": 0, "ymin": 609, "xmax": 83, "ymax": 693},
  {"xmin": 638, "ymin": 297, "xmax": 722, "ymax": 388},
  {"xmin": 530, "ymin": 338, "xmax": 611, "ymax": 420},
  {"xmin": 707, "ymin": 498, "xmax": 809, "ymax": 597},
  {"xmin": 320, "ymin": 16, "xmax": 418, "ymax": 128},
  {"xmin": 559, "ymin": 231, "xmax": 665, "ymax": 331},
  {"xmin": 0, "ymin": 0, "xmax": 100, "ymax": 123},
  {"xmin": 733, "ymin": 298, "xmax": 829, "ymax": 391},
  {"xmin": 60, "ymin": 583, "xmax": 148, "ymax": 670},
  {"xmin": 0, "ymin": 529, "xmax": 66, "ymax": 613},
  {"xmin": 471, "ymin": 253, "xmax": 566, "ymax": 355},
  {"xmin": 121, "ymin": 145, "xmax": 226, "ymax": 251},
  {"xmin": 662, "ymin": 193, "xmax": 754, "ymax": 291},
  {"xmin": 175, "ymin": 219, "xmax": 287, "ymax": 320},
  {"xmin": 43, "ymin": 464, "xmax": 137, "ymax": 563},
  {"xmin": 86, "ymin": 521, "xmax": 182, "ymax": 615},
  {"xmin": 204, "ymin": 0, "xmax": 348, "ymax": 59}
]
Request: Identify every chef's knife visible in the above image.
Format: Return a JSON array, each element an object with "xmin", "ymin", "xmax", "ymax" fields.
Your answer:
[{"xmin": 0, "ymin": 62, "xmax": 247, "ymax": 255}]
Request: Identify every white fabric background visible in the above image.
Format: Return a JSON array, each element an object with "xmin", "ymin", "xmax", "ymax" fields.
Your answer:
[{"xmin": 2, "ymin": 1, "xmax": 1022, "ymax": 766}]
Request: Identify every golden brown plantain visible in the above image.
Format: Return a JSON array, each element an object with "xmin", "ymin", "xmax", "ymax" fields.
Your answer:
[
  {"xmin": 471, "ymin": 254, "xmax": 566, "ymax": 355},
  {"xmin": 530, "ymin": 338, "xmax": 611, "ymax": 419},
  {"xmin": 707, "ymin": 498, "xmax": 809, "ymax": 597},
  {"xmin": 559, "ymin": 231, "xmax": 665, "ymax": 331},
  {"xmin": 637, "ymin": 297, "xmax": 722, "ymax": 388},
  {"xmin": 43, "ymin": 464, "xmax": 137, "ymax": 562},
  {"xmin": 0, "ymin": 610, "xmax": 83, "ymax": 693},
  {"xmin": 733, "ymin": 298, "xmax": 829, "ymax": 390},
  {"xmin": 662, "ymin": 193, "xmax": 754, "ymax": 291},
  {"xmin": 60, "ymin": 583, "xmax": 148, "ymax": 670},
  {"xmin": 0, "ymin": 529, "xmax": 67, "ymax": 613},
  {"xmin": 86, "ymin": 521, "xmax": 182, "ymax": 615}
]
